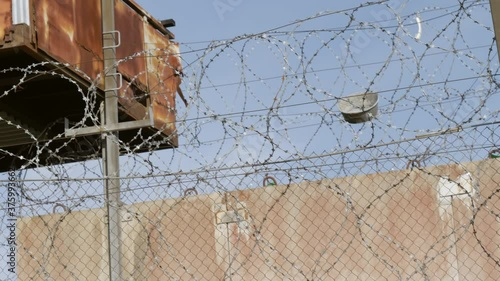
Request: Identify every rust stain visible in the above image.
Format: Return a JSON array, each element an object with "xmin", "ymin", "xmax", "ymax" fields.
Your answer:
[
  {"xmin": 0, "ymin": 0, "xmax": 12, "ymax": 43},
  {"xmin": 114, "ymin": 0, "xmax": 182, "ymax": 142},
  {"xmin": 144, "ymin": 22, "xmax": 181, "ymax": 136},
  {"xmin": 34, "ymin": 0, "xmax": 103, "ymax": 81},
  {"xmin": 30, "ymin": 0, "xmax": 181, "ymax": 141},
  {"xmin": 115, "ymin": 0, "xmax": 146, "ymax": 84},
  {"xmin": 73, "ymin": 0, "xmax": 103, "ymax": 80},
  {"xmin": 122, "ymin": 0, "xmax": 174, "ymax": 39}
]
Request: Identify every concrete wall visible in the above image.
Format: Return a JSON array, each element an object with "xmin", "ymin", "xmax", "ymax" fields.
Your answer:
[{"xmin": 17, "ymin": 159, "xmax": 500, "ymax": 280}]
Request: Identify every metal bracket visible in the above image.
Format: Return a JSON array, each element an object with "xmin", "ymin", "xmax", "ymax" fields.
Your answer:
[
  {"xmin": 64, "ymin": 102, "xmax": 154, "ymax": 138},
  {"xmin": 105, "ymin": 72, "xmax": 123, "ymax": 91},
  {"xmin": 102, "ymin": 30, "xmax": 121, "ymax": 49},
  {"xmin": 102, "ymin": 211, "xmax": 133, "ymax": 224},
  {"xmin": 65, "ymin": 117, "xmax": 154, "ymax": 138},
  {"xmin": 216, "ymin": 209, "xmax": 247, "ymax": 225},
  {"xmin": 416, "ymin": 126, "xmax": 462, "ymax": 139}
]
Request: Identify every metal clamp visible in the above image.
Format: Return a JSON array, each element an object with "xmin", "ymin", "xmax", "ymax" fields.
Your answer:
[
  {"xmin": 406, "ymin": 159, "xmax": 421, "ymax": 170},
  {"xmin": 103, "ymin": 30, "xmax": 121, "ymax": 49},
  {"xmin": 103, "ymin": 212, "xmax": 133, "ymax": 223},
  {"xmin": 216, "ymin": 209, "xmax": 247, "ymax": 225},
  {"xmin": 489, "ymin": 149, "xmax": 500, "ymax": 159},
  {"xmin": 263, "ymin": 175, "xmax": 277, "ymax": 186}
]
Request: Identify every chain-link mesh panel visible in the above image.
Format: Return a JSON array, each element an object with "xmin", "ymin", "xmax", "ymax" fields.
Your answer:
[{"xmin": 2, "ymin": 0, "xmax": 500, "ymax": 280}]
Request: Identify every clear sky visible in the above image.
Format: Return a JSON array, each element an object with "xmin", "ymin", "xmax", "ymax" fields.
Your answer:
[{"xmin": 135, "ymin": 0, "xmax": 348, "ymax": 43}]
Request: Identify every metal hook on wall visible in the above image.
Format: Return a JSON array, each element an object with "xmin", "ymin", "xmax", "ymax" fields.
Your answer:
[
  {"xmin": 263, "ymin": 175, "xmax": 277, "ymax": 187},
  {"xmin": 184, "ymin": 187, "xmax": 198, "ymax": 197},
  {"xmin": 53, "ymin": 203, "xmax": 69, "ymax": 214}
]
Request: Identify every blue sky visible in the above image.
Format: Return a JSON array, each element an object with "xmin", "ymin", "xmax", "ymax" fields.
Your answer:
[{"xmin": 135, "ymin": 0, "xmax": 345, "ymax": 42}]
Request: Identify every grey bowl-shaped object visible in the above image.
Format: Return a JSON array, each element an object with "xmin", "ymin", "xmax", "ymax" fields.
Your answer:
[{"xmin": 338, "ymin": 92, "xmax": 378, "ymax": 124}]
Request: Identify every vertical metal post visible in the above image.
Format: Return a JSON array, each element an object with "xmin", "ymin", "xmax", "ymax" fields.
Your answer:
[
  {"xmin": 490, "ymin": 0, "xmax": 500, "ymax": 60},
  {"xmin": 101, "ymin": 0, "xmax": 122, "ymax": 280}
]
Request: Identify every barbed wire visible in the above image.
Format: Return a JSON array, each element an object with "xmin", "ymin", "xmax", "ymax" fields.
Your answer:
[{"xmin": 1, "ymin": 0, "xmax": 499, "ymax": 279}]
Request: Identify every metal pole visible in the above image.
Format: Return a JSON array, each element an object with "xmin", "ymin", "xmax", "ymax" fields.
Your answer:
[
  {"xmin": 63, "ymin": 2, "xmax": 156, "ymax": 279},
  {"xmin": 490, "ymin": 0, "xmax": 500, "ymax": 60},
  {"xmin": 101, "ymin": 0, "xmax": 122, "ymax": 279}
]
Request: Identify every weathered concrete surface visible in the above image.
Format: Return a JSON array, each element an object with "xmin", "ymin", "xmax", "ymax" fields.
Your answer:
[{"xmin": 17, "ymin": 159, "xmax": 500, "ymax": 280}]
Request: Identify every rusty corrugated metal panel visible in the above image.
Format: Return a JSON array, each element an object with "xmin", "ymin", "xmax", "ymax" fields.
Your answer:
[
  {"xmin": 33, "ymin": 0, "xmax": 180, "ymax": 140},
  {"xmin": 122, "ymin": 0, "xmax": 174, "ymax": 39},
  {"xmin": 0, "ymin": 0, "xmax": 181, "ymax": 168},
  {"xmin": 33, "ymin": 0, "xmax": 103, "ymax": 81},
  {"xmin": 115, "ymin": 0, "xmax": 147, "ymax": 86},
  {"xmin": 115, "ymin": 0, "xmax": 180, "ymax": 145},
  {"xmin": 0, "ymin": 0, "xmax": 12, "ymax": 44},
  {"xmin": 144, "ymin": 21, "xmax": 181, "ymax": 138}
]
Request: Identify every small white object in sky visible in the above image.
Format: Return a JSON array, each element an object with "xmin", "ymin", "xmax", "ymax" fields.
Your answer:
[{"xmin": 415, "ymin": 15, "xmax": 422, "ymax": 40}]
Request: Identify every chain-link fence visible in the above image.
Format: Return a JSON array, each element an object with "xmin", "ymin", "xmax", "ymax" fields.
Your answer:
[
  {"xmin": 9, "ymin": 128, "xmax": 500, "ymax": 280},
  {"xmin": 1, "ymin": 0, "xmax": 500, "ymax": 280}
]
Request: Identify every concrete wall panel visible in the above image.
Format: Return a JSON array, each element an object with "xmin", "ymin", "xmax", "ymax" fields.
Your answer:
[{"xmin": 17, "ymin": 159, "xmax": 500, "ymax": 280}]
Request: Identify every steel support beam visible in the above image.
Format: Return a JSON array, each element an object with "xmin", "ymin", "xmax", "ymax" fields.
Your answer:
[
  {"xmin": 64, "ymin": 114, "xmax": 154, "ymax": 138},
  {"xmin": 490, "ymin": 0, "xmax": 500, "ymax": 59}
]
